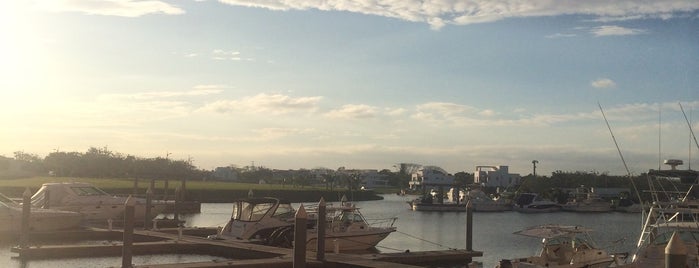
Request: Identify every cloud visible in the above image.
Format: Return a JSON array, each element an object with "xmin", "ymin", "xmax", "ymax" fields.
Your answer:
[
  {"xmin": 412, "ymin": 102, "xmax": 478, "ymax": 121},
  {"xmin": 100, "ymin": 86, "xmax": 224, "ymax": 101},
  {"xmin": 36, "ymin": 0, "xmax": 184, "ymax": 17},
  {"xmin": 325, "ymin": 104, "xmax": 379, "ymax": 119},
  {"xmin": 216, "ymin": 0, "xmax": 699, "ymax": 29},
  {"xmin": 199, "ymin": 93, "xmax": 322, "ymax": 115},
  {"xmin": 590, "ymin": 25, "xmax": 647, "ymax": 36},
  {"xmin": 545, "ymin": 33, "xmax": 577, "ymax": 39},
  {"xmin": 591, "ymin": 78, "xmax": 617, "ymax": 88},
  {"xmin": 212, "ymin": 49, "xmax": 242, "ymax": 61}
]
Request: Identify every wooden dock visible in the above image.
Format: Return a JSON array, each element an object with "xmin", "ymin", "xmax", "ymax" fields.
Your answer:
[{"xmin": 11, "ymin": 227, "xmax": 482, "ymax": 268}]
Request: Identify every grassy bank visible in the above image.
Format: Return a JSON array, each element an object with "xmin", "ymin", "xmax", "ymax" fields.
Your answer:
[{"xmin": 0, "ymin": 177, "xmax": 384, "ymax": 203}]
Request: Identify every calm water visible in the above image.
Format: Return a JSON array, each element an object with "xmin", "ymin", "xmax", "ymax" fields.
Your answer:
[{"xmin": 2, "ymin": 194, "xmax": 642, "ymax": 268}]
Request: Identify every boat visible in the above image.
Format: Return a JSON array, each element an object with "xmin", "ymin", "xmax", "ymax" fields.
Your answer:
[
  {"xmin": 614, "ymin": 197, "xmax": 643, "ymax": 213},
  {"xmin": 29, "ymin": 182, "xmax": 169, "ymax": 222},
  {"xmin": 211, "ymin": 197, "xmax": 397, "ymax": 252},
  {"xmin": 0, "ymin": 192, "xmax": 83, "ymax": 233},
  {"xmin": 464, "ymin": 188, "xmax": 512, "ymax": 212},
  {"xmin": 496, "ymin": 224, "xmax": 616, "ymax": 268},
  {"xmin": 619, "ymin": 167, "xmax": 699, "ymax": 267},
  {"xmin": 512, "ymin": 193, "xmax": 560, "ymax": 213},
  {"xmin": 561, "ymin": 186, "xmax": 613, "ymax": 212},
  {"xmin": 408, "ymin": 194, "xmax": 468, "ymax": 212}
]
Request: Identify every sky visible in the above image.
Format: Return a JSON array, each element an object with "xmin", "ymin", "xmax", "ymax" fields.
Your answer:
[{"xmin": 0, "ymin": 0, "xmax": 698, "ymax": 177}]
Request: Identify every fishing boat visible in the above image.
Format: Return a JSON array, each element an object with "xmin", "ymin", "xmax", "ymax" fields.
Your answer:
[
  {"xmin": 620, "ymin": 166, "xmax": 699, "ymax": 267},
  {"xmin": 211, "ymin": 197, "xmax": 397, "ymax": 251},
  {"xmin": 0, "ymin": 192, "xmax": 83, "ymax": 233},
  {"xmin": 465, "ymin": 188, "xmax": 512, "ymax": 212},
  {"xmin": 513, "ymin": 193, "xmax": 560, "ymax": 213},
  {"xmin": 496, "ymin": 224, "xmax": 616, "ymax": 268},
  {"xmin": 561, "ymin": 186, "xmax": 613, "ymax": 212},
  {"xmin": 30, "ymin": 182, "xmax": 169, "ymax": 222}
]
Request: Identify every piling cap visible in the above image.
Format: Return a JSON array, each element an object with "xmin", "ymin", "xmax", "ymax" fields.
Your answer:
[
  {"xmin": 248, "ymin": 189, "xmax": 254, "ymax": 198},
  {"xmin": 665, "ymin": 231, "xmax": 688, "ymax": 255},
  {"xmin": 146, "ymin": 186, "xmax": 153, "ymax": 194},
  {"xmin": 296, "ymin": 204, "xmax": 307, "ymax": 219},
  {"xmin": 319, "ymin": 197, "xmax": 326, "ymax": 206}
]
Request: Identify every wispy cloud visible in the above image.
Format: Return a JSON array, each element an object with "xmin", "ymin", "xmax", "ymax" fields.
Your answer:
[
  {"xmin": 545, "ymin": 33, "xmax": 577, "ymax": 39},
  {"xmin": 212, "ymin": 49, "xmax": 243, "ymax": 61},
  {"xmin": 324, "ymin": 104, "xmax": 379, "ymax": 119},
  {"xmin": 591, "ymin": 78, "xmax": 617, "ymax": 88},
  {"xmin": 199, "ymin": 93, "xmax": 322, "ymax": 115},
  {"xmin": 100, "ymin": 87, "xmax": 224, "ymax": 101},
  {"xmin": 590, "ymin": 25, "xmax": 647, "ymax": 36},
  {"xmin": 36, "ymin": 0, "xmax": 184, "ymax": 17},
  {"xmin": 216, "ymin": 0, "xmax": 699, "ymax": 29}
]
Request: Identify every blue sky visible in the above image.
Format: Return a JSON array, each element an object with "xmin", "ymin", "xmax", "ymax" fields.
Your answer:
[{"xmin": 1, "ymin": 0, "xmax": 698, "ymax": 176}]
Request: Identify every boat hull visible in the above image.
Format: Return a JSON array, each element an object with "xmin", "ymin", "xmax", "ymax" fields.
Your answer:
[{"xmin": 307, "ymin": 228, "xmax": 395, "ymax": 252}]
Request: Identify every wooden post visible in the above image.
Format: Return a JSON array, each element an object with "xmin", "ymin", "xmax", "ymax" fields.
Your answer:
[
  {"xmin": 43, "ymin": 189, "xmax": 50, "ymax": 209},
  {"xmin": 163, "ymin": 180, "xmax": 169, "ymax": 201},
  {"xmin": 180, "ymin": 178, "xmax": 186, "ymax": 201},
  {"xmin": 122, "ymin": 196, "xmax": 136, "ymax": 268},
  {"xmin": 132, "ymin": 178, "xmax": 139, "ymax": 195},
  {"xmin": 173, "ymin": 186, "xmax": 180, "ymax": 224},
  {"xmin": 316, "ymin": 198, "xmax": 326, "ymax": 261},
  {"xmin": 248, "ymin": 189, "xmax": 254, "ymax": 198},
  {"xmin": 20, "ymin": 188, "xmax": 31, "ymax": 249},
  {"xmin": 466, "ymin": 200, "xmax": 473, "ymax": 251},
  {"xmin": 666, "ymin": 231, "xmax": 687, "ymax": 268},
  {"xmin": 149, "ymin": 179, "xmax": 155, "ymax": 195},
  {"xmin": 293, "ymin": 205, "xmax": 307, "ymax": 268},
  {"xmin": 145, "ymin": 186, "xmax": 153, "ymax": 230}
]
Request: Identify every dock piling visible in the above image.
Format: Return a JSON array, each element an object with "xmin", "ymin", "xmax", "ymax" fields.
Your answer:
[
  {"xmin": 466, "ymin": 200, "xmax": 473, "ymax": 251},
  {"xmin": 173, "ymin": 186, "xmax": 180, "ymax": 224},
  {"xmin": 316, "ymin": 198, "xmax": 326, "ymax": 261},
  {"xmin": 122, "ymin": 196, "xmax": 136, "ymax": 268},
  {"xmin": 20, "ymin": 188, "xmax": 31, "ymax": 249},
  {"xmin": 163, "ymin": 180, "xmax": 169, "ymax": 201},
  {"xmin": 145, "ymin": 186, "xmax": 153, "ymax": 230},
  {"xmin": 294, "ymin": 204, "xmax": 307, "ymax": 268}
]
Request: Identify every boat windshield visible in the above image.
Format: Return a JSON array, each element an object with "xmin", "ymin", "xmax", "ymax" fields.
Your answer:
[
  {"xmin": 70, "ymin": 186, "xmax": 108, "ymax": 196},
  {"xmin": 272, "ymin": 203, "xmax": 294, "ymax": 219},
  {"xmin": 236, "ymin": 201, "xmax": 275, "ymax": 222},
  {"xmin": 653, "ymin": 230, "xmax": 699, "ymax": 245}
]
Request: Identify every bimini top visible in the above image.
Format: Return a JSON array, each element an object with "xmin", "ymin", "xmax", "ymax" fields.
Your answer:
[{"xmin": 514, "ymin": 224, "xmax": 593, "ymax": 239}]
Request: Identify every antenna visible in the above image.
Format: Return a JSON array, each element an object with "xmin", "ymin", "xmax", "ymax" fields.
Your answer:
[
  {"xmin": 679, "ymin": 102, "xmax": 699, "ymax": 166},
  {"xmin": 658, "ymin": 105, "xmax": 661, "ymax": 170}
]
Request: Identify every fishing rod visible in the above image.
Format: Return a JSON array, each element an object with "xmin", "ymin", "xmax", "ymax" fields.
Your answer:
[
  {"xmin": 679, "ymin": 102, "xmax": 699, "ymax": 152},
  {"xmin": 597, "ymin": 103, "xmax": 643, "ymax": 210}
]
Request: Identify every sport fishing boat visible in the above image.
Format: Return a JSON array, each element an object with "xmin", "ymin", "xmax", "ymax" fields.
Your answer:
[
  {"xmin": 513, "ymin": 193, "xmax": 560, "ymax": 213},
  {"xmin": 30, "ymin": 182, "xmax": 169, "ymax": 222},
  {"xmin": 620, "ymin": 164, "xmax": 699, "ymax": 267},
  {"xmin": 0, "ymin": 192, "xmax": 83, "ymax": 233},
  {"xmin": 497, "ymin": 224, "xmax": 616, "ymax": 268},
  {"xmin": 211, "ymin": 197, "xmax": 397, "ymax": 251}
]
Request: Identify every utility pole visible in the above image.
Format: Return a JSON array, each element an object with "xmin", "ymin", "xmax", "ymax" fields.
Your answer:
[{"xmin": 532, "ymin": 160, "xmax": 538, "ymax": 177}]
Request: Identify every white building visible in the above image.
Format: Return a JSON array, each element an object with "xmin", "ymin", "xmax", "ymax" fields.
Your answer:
[
  {"xmin": 409, "ymin": 166, "xmax": 454, "ymax": 190},
  {"xmin": 474, "ymin": 165, "xmax": 520, "ymax": 188}
]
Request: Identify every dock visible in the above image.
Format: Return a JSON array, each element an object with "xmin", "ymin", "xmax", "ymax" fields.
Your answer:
[{"xmin": 11, "ymin": 227, "xmax": 482, "ymax": 267}]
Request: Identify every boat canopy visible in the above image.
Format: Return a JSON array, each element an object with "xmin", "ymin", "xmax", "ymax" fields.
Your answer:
[{"xmin": 231, "ymin": 197, "xmax": 293, "ymax": 222}]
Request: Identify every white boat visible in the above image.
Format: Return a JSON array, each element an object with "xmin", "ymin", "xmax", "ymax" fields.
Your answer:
[
  {"xmin": 408, "ymin": 196, "xmax": 468, "ymax": 212},
  {"xmin": 465, "ymin": 189, "xmax": 512, "ymax": 212},
  {"xmin": 497, "ymin": 224, "xmax": 616, "ymax": 268},
  {"xmin": 513, "ymin": 193, "xmax": 560, "ymax": 213},
  {"xmin": 30, "ymin": 182, "xmax": 169, "ymax": 222},
  {"xmin": 0, "ymin": 193, "xmax": 83, "ymax": 233},
  {"xmin": 303, "ymin": 201, "xmax": 397, "ymax": 251},
  {"xmin": 561, "ymin": 186, "xmax": 613, "ymax": 212},
  {"xmin": 619, "ymin": 167, "xmax": 699, "ymax": 267},
  {"xmin": 212, "ymin": 197, "xmax": 397, "ymax": 252}
]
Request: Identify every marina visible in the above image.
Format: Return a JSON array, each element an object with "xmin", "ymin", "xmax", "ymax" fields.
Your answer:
[{"xmin": 1, "ymin": 193, "xmax": 644, "ymax": 268}]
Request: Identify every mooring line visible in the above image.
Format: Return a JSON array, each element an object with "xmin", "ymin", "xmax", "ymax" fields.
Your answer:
[{"xmin": 395, "ymin": 230, "xmax": 455, "ymax": 249}]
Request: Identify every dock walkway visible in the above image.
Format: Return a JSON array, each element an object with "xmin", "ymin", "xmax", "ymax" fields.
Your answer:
[{"xmin": 11, "ymin": 227, "xmax": 482, "ymax": 268}]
